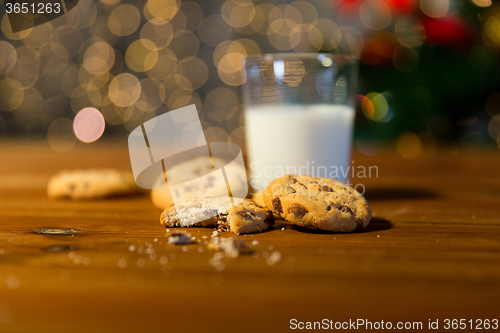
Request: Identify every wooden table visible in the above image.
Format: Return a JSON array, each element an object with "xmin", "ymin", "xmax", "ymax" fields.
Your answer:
[{"xmin": 1, "ymin": 140, "xmax": 499, "ymax": 332}]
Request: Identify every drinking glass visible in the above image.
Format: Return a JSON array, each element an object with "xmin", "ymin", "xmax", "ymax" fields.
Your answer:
[{"xmin": 242, "ymin": 53, "xmax": 358, "ymax": 191}]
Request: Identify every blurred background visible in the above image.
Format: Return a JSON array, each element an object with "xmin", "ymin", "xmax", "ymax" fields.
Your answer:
[{"xmin": 1, "ymin": 0, "xmax": 500, "ymax": 159}]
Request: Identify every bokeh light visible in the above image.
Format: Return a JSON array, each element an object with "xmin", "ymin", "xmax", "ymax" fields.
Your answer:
[
  {"xmin": 221, "ymin": 0, "xmax": 256, "ymax": 29},
  {"xmin": 360, "ymin": 0, "xmax": 392, "ymax": 31},
  {"xmin": 108, "ymin": 4, "xmax": 141, "ymax": 37},
  {"xmin": 140, "ymin": 19, "xmax": 174, "ymax": 50},
  {"xmin": 395, "ymin": 16, "xmax": 426, "ymax": 48},
  {"xmin": 198, "ymin": 14, "xmax": 232, "ymax": 47},
  {"xmin": 144, "ymin": 0, "xmax": 180, "ymax": 21},
  {"xmin": 168, "ymin": 30, "xmax": 200, "ymax": 59},
  {"xmin": 217, "ymin": 52, "xmax": 246, "ymax": 86},
  {"xmin": 73, "ymin": 107, "xmax": 105, "ymax": 143},
  {"xmin": 358, "ymin": 95, "xmax": 375, "ymax": 118},
  {"xmin": 471, "ymin": 0, "xmax": 492, "ymax": 7},
  {"xmin": 83, "ymin": 41, "xmax": 115, "ymax": 74},
  {"xmin": 0, "ymin": 41, "xmax": 17, "ymax": 75},
  {"xmin": 125, "ymin": 39, "xmax": 158, "ymax": 72},
  {"xmin": 47, "ymin": 117, "xmax": 77, "ymax": 152},
  {"xmin": 181, "ymin": 1, "xmax": 204, "ymax": 31},
  {"xmin": 0, "ymin": 79, "xmax": 24, "ymax": 111},
  {"xmin": 13, "ymin": 88, "xmax": 43, "ymax": 120},
  {"xmin": 176, "ymin": 57, "xmax": 208, "ymax": 90},
  {"xmin": 365, "ymin": 92, "xmax": 389, "ymax": 122},
  {"xmin": 0, "ymin": 0, "xmax": 494, "ymax": 150},
  {"xmin": 109, "ymin": 73, "xmax": 142, "ymax": 107},
  {"xmin": 420, "ymin": 0, "xmax": 449, "ymax": 18},
  {"xmin": 397, "ymin": 132, "xmax": 423, "ymax": 159},
  {"xmin": 20, "ymin": 22, "xmax": 53, "ymax": 49},
  {"xmin": 205, "ymin": 87, "xmax": 239, "ymax": 122}
]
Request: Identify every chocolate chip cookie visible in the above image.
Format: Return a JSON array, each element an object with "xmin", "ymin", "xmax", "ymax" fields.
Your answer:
[
  {"xmin": 160, "ymin": 197, "xmax": 274, "ymax": 235},
  {"xmin": 263, "ymin": 175, "xmax": 371, "ymax": 232},
  {"xmin": 48, "ymin": 169, "xmax": 143, "ymax": 200},
  {"xmin": 151, "ymin": 156, "xmax": 248, "ymax": 209}
]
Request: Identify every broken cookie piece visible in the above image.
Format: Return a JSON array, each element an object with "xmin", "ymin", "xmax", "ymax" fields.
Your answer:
[
  {"xmin": 160, "ymin": 197, "xmax": 274, "ymax": 235},
  {"xmin": 208, "ymin": 237, "xmax": 252, "ymax": 258},
  {"xmin": 166, "ymin": 232, "xmax": 192, "ymax": 245}
]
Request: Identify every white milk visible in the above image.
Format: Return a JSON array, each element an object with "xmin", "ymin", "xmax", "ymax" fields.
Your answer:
[{"xmin": 244, "ymin": 104, "xmax": 355, "ymax": 191}]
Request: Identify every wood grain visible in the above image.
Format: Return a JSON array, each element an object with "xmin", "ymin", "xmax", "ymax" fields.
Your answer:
[{"xmin": 0, "ymin": 140, "xmax": 499, "ymax": 333}]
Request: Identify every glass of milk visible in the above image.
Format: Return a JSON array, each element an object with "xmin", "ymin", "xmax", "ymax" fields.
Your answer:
[{"xmin": 242, "ymin": 54, "xmax": 358, "ymax": 192}]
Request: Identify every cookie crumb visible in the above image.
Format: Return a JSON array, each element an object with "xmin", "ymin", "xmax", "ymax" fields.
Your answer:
[
  {"xmin": 182, "ymin": 246, "xmax": 189, "ymax": 252},
  {"xmin": 166, "ymin": 229, "xmax": 170, "ymax": 233},
  {"xmin": 281, "ymin": 227, "xmax": 285, "ymax": 230},
  {"xmin": 377, "ymin": 235, "xmax": 380, "ymax": 238},
  {"xmin": 212, "ymin": 231, "xmax": 219, "ymax": 238},
  {"xmin": 153, "ymin": 238, "xmax": 158, "ymax": 242},
  {"xmin": 209, "ymin": 252, "xmax": 226, "ymax": 271},
  {"xmin": 159, "ymin": 256, "xmax": 168, "ymax": 265},
  {"xmin": 208, "ymin": 237, "xmax": 252, "ymax": 258},
  {"xmin": 128, "ymin": 245, "xmax": 136, "ymax": 252},
  {"xmin": 118, "ymin": 258, "xmax": 127, "ymax": 268},
  {"xmin": 137, "ymin": 258, "xmax": 146, "ymax": 267},
  {"xmin": 251, "ymin": 240, "xmax": 259, "ymax": 246},
  {"xmin": 267, "ymin": 251, "xmax": 282, "ymax": 265},
  {"xmin": 167, "ymin": 232, "xmax": 191, "ymax": 245}
]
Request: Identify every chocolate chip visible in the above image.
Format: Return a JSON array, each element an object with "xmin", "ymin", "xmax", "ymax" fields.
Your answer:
[
  {"xmin": 297, "ymin": 182, "xmax": 308, "ymax": 189},
  {"xmin": 289, "ymin": 204, "xmax": 307, "ymax": 217},
  {"xmin": 319, "ymin": 185, "xmax": 334, "ymax": 192},
  {"xmin": 339, "ymin": 205, "xmax": 353, "ymax": 215},
  {"xmin": 354, "ymin": 219, "xmax": 364, "ymax": 231},
  {"xmin": 272, "ymin": 197, "xmax": 283, "ymax": 214},
  {"xmin": 236, "ymin": 211, "xmax": 255, "ymax": 220},
  {"xmin": 288, "ymin": 176, "xmax": 298, "ymax": 183},
  {"xmin": 285, "ymin": 186, "xmax": 296, "ymax": 194},
  {"xmin": 326, "ymin": 205, "xmax": 332, "ymax": 211}
]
